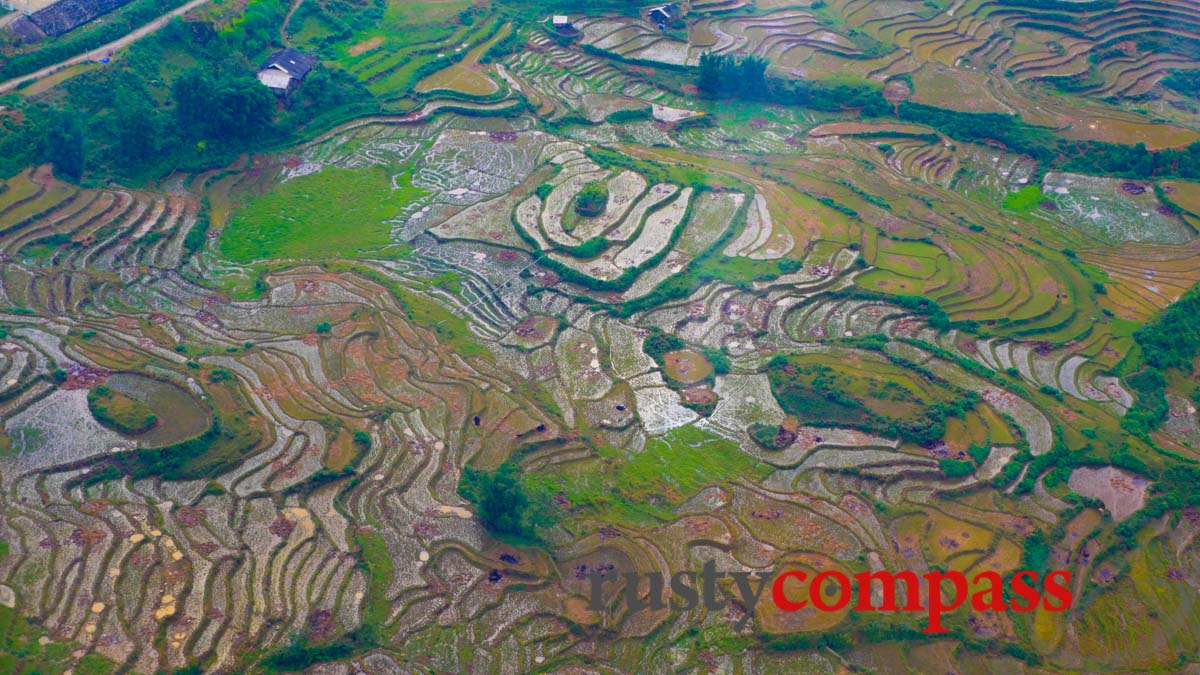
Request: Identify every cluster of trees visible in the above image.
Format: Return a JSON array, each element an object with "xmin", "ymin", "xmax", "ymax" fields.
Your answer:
[
  {"xmin": 1121, "ymin": 367, "xmax": 1169, "ymax": 437},
  {"xmin": 459, "ymin": 462, "xmax": 535, "ymax": 540},
  {"xmin": 697, "ymin": 53, "xmax": 768, "ymax": 98},
  {"xmin": 939, "ymin": 458, "xmax": 975, "ymax": 478},
  {"xmin": 173, "ymin": 68, "xmax": 275, "ymax": 143},
  {"xmin": 1135, "ymin": 281, "xmax": 1200, "ymax": 372},
  {"xmin": 1118, "ymin": 282, "xmax": 1200, "ymax": 437},
  {"xmin": 574, "ymin": 180, "xmax": 609, "ymax": 217},
  {"xmin": 0, "ymin": 14, "xmax": 374, "ymax": 182},
  {"xmin": 642, "ymin": 329, "xmax": 686, "ymax": 362},
  {"xmin": 1162, "ymin": 70, "xmax": 1200, "ymax": 100}
]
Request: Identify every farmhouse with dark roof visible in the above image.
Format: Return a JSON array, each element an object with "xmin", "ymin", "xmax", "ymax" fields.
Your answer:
[
  {"xmin": 257, "ymin": 48, "xmax": 319, "ymax": 94},
  {"xmin": 647, "ymin": 3, "xmax": 680, "ymax": 27}
]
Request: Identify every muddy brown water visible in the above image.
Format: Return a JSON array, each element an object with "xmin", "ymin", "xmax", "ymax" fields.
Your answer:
[{"xmin": 103, "ymin": 373, "xmax": 210, "ymax": 447}]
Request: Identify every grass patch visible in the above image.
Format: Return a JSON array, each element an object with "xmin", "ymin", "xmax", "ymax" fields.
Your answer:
[
  {"xmin": 1002, "ymin": 185, "xmax": 1047, "ymax": 212},
  {"xmin": 526, "ymin": 425, "xmax": 770, "ymax": 528},
  {"xmin": 87, "ymin": 385, "xmax": 157, "ymax": 434},
  {"xmin": 766, "ymin": 351, "xmax": 978, "ymax": 446},
  {"xmin": 219, "ymin": 166, "xmax": 424, "ymax": 263},
  {"xmin": 0, "ymin": 606, "xmax": 116, "ymax": 674},
  {"xmin": 355, "ymin": 531, "xmax": 395, "ymax": 632},
  {"xmin": 80, "ymin": 410, "xmax": 262, "ymax": 483}
]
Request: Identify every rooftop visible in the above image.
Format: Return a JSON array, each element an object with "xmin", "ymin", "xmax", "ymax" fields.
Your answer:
[{"xmin": 260, "ymin": 48, "xmax": 318, "ymax": 80}]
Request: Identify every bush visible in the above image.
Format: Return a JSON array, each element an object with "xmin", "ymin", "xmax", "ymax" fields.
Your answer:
[
  {"xmin": 87, "ymin": 386, "xmax": 157, "ymax": 434},
  {"xmin": 574, "ymin": 180, "xmax": 609, "ymax": 217},
  {"xmin": 459, "ymin": 462, "xmax": 534, "ymax": 540},
  {"xmin": 642, "ymin": 329, "xmax": 686, "ymax": 361},
  {"xmin": 939, "ymin": 458, "xmax": 975, "ymax": 478},
  {"xmin": 748, "ymin": 422, "xmax": 796, "ymax": 450},
  {"xmin": 704, "ymin": 348, "xmax": 731, "ymax": 375},
  {"xmin": 566, "ymin": 237, "xmax": 611, "ymax": 258}
]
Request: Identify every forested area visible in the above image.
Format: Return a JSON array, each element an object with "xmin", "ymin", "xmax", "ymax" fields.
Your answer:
[{"xmin": 0, "ymin": 5, "xmax": 374, "ymax": 182}]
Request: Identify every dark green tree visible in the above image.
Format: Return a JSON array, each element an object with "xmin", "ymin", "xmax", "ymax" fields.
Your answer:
[
  {"xmin": 575, "ymin": 180, "xmax": 609, "ymax": 217},
  {"xmin": 45, "ymin": 109, "xmax": 86, "ymax": 180},
  {"xmin": 112, "ymin": 94, "xmax": 162, "ymax": 170},
  {"xmin": 462, "ymin": 463, "xmax": 531, "ymax": 538},
  {"xmin": 174, "ymin": 68, "xmax": 274, "ymax": 143},
  {"xmin": 697, "ymin": 53, "xmax": 769, "ymax": 98}
]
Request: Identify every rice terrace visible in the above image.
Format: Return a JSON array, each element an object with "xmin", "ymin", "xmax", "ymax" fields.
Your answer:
[{"xmin": 1, "ymin": 0, "xmax": 1200, "ymax": 671}]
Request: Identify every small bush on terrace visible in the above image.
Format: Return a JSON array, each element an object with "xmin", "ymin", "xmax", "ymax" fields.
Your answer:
[{"xmin": 575, "ymin": 180, "xmax": 609, "ymax": 217}]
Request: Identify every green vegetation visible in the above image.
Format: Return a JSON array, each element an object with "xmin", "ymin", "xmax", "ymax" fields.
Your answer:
[
  {"xmin": 83, "ymin": 412, "xmax": 261, "ymax": 483},
  {"xmin": 354, "ymin": 530, "xmax": 393, "ymax": 636},
  {"xmin": 1134, "ymin": 282, "xmax": 1200, "ymax": 372},
  {"xmin": 939, "ymin": 458, "xmax": 975, "ymax": 478},
  {"xmin": 459, "ymin": 462, "xmax": 535, "ymax": 540},
  {"xmin": 574, "ymin": 180, "xmax": 609, "ymax": 217},
  {"xmin": 0, "ymin": 0, "xmax": 193, "ymax": 82},
  {"xmin": 1162, "ymin": 71, "xmax": 1200, "ymax": 100},
  {"xmin": 87, "ymin": 385, "xmax": 157, "ymax": 434},
  {"xmin": 6, "ymin": 0, "xmax": 1200, "ymax": 668},
  {"xmin": 1003, "ymin": 185, "xmax": 1047, "ymax": 212},
  {"xmin": 0, "ymin": 7, "xmax": 376, "ymax": 181},
  {"xmin": 219, "ymin": 167, "xmax": 423, "ymax": 263},
  {"xmin": 766, "ymin": 353, "xmax": 978, "ymax": 446},
  {"xmin": 0, "ymin": 606, "xmax": 116, "ymax": 674},
  {"xmin": 526, "ymin": 425, "xmax": 770, "ymax": 528},
  {"xmin": 748, "ymin": 422, "xmax": 796, "ymax": 450},
  {"xmin": 697, "ymin": 53, "xmax": 768, "ymax": 99}
]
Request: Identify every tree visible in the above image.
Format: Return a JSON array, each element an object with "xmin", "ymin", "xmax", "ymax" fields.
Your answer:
[
  {"xmin": 45, "ymin": 108, "xmax": 86, "ymax": 180},
  {"xmin": 697, "ymin": 53, "xmax": 769, "ymax": 99},
  {"xmin": 462, "ymin": 463, "xmax": 531, "ymax": 539},
  {"xmin": 174, "ymin": 68, "xmax": 274, "ymax": 143},
  {"xmin": 575, "ymin": 180, "xmax": 609, "ymax": 217},
  {"xmin": 112, "ymin": 93, "xmax": 161, "ymax": 171}
]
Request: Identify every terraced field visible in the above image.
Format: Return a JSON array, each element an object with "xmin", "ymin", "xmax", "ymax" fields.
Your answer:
[{"xmin": 0, "ymin": 0, "xmax": 1199, "ymax": 673}]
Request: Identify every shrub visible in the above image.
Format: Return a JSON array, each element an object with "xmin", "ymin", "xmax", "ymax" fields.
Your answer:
[
  {"xmin": 704, "ymin": 347, "xmax": 731, "ymax": 375},
  {"xmin": 939, "ymin": 458, "xmax": 975, "ymax": 478},
  {"xmin": 574, "ymin": 180, "xmax": 608, "ymax": 217},
  {"xmin": 748, "ymin": 422, "xmax": 796, "ymax": 450},
  {"xmin": 459, "ymin": 462, "xmax": 534, "ymax": 540},
  {"xmin": 87, "ymin": 387, "xmax": 157, "ymax": 434}
]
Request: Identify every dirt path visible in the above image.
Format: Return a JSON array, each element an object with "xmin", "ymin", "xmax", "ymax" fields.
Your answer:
[
  {"xmin": 280, "ymin": 0, "xmax": 303, "ymax": 46},
  {"xmin": 0, "ymin": 0, "xmax": 214, "ymax": 95}
]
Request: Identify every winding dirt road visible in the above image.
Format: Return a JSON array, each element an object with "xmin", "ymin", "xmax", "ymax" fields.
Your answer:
[{"xmin": 0, "ymin": 0, "xmax": 213, "ymax": 95}]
